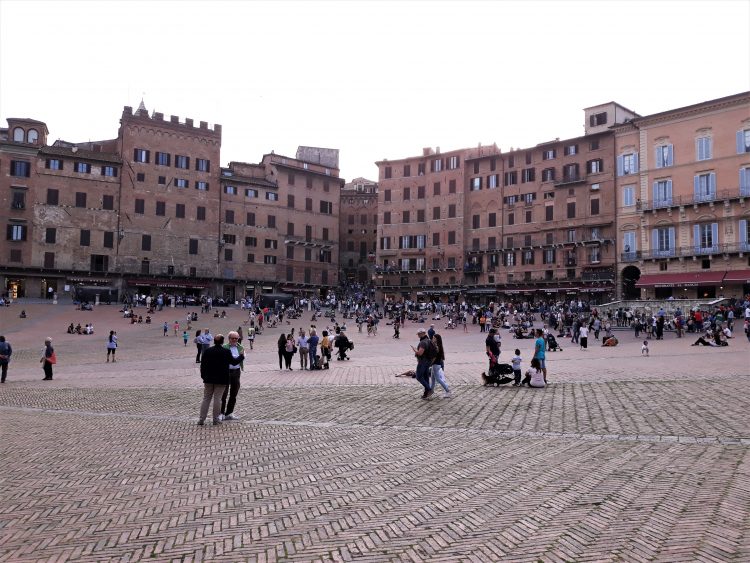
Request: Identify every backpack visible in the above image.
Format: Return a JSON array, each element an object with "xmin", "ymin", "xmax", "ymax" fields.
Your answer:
[{"xmin": 422, "ymin": 338, "xmax": 437, "ymax": 362}]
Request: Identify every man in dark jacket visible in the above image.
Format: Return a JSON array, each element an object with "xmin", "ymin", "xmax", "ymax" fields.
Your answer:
[{"xmin": 198, "ymin": 334, "xmax": 234, "ymax": 426}]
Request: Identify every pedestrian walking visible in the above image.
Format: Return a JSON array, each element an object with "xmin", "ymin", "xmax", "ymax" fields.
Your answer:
[
  {"xmin": 579, "ymin": 324, "xmax": 589, "ymax": 350},
  {"xmin": 0, "ymin": 335, "xmax": 12, "ymax": 383},
  {"xmin": 430, "ymin": 332, "xmax": 451, "ymax": 397},
  {"xmin": 173, "ymin": 321, "xmax": 180, "ymax": 336},
  {"xmin": 297, "ymin": 329, "xmax": 309, "ymax": 370},
  {"xmin": 532, "ymin": 329, "xmax": 548, "ymax": 384},
  {"xmin": 182, "ymin": 330, "xmax": 189, "ymax": 346},
  {"xmin": 40, "ymin": 337, "xmax": 56, "ymax": 380},
  {"xmin": 219, "ymin": 331, "xmax": 245, "ymax": 421},
  {"xmin": 106, "ymin": 330, "xmax": 117, "ymax": 362},
  {"xmin": 197, "ymin": 334, "xmax": 233, "ymax": 426},
  {"xmin": 277, "ymin": 333, "xmax": 287, "ymax": 370},
  {"xmin": 412, "ymin": 328, "xmax": 436, "ymax": 399},
  {"xmin": 193, "ymin": 329, "xmax": 203, "ymax": 363},
  {"xmin": 163, "ymin": 322, "xmax": 169, "ymax": 336}
]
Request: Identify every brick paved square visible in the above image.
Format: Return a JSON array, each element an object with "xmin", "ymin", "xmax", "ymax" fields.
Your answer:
[{"xmin": 1, "ymin": 304, "xmax": 749, "ymax": 561}]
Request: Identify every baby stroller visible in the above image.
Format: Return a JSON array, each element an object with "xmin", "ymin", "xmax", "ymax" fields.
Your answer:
[
  {"xmin": 546, "ymin": 333, "xmax": 563, "ymax": 351},
  {"xmin": 481, "ymin": 353, "xmax": 514, "ymax": 386}
]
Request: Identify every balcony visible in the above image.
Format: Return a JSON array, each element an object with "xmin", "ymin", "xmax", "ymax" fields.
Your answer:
[
  {"xmin": 638, "ymin": 243, "xmax": 749, "ymax": 260},
  {"xmin": 554, "ymin": 174, "xmax": 587, "ymax": 187},
  {"xmin": 284, "ymin": 235, "xmax": 333, "ymax": 248},
  {"xmin": 464, "ymin": 264, "xmax": 483, "ymax": 274},
  {"xmin": 620, "ymin": 251, "xmax": 642, "ymax": 262},
  {"xmin": 640, "ymin": 188, "xmax": 750, "ymax": 212}
]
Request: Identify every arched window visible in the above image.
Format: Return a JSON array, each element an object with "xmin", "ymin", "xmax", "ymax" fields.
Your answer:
[
  {"xmin": 27, "ymin": 129, "xmax": 38, "ymax": 144},
  {"xmin": 13, "ymin": 127, "xmax": 24, "ymax": 142}
]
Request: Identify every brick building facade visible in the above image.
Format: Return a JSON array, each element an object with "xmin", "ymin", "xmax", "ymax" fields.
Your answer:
[
  {"xmin": 339, "ymin": 177, "xmax": 378, "ymax": 284},
  {"xmin": 1, "ymin": 103, "xmax": 343, "ymax": 301}
]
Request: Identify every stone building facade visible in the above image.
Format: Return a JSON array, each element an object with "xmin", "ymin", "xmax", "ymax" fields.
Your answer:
[
  {"xmin": 615, "ymin": 92, "xmax": 750, "ymax": 300},
  {"xmin": 339, "ymin": 177, "xmax": 378, "ymax": 284}
]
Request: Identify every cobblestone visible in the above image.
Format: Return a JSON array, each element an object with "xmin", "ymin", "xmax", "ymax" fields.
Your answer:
[{"xmin": 1, "ymin": 303, "xmax": 749, "ymax": 561}]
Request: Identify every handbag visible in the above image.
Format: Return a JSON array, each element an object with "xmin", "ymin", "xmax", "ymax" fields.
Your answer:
[{"xmin": 48, "ymin": 351, "xmax": 57, "ymax": 365}]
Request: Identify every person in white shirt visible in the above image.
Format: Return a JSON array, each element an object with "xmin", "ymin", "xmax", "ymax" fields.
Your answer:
[
  {"xmin": 296, "ymin": 330, "xmax": 309, "ymax": 370},
  {"xmin": 521, "ymin": 358, "xmax": 546, "ymax": 388},
  {"xmin": 511, "ymin": 349, "xmax": 523, "ymax": 386},
  {"xmin": 579, "ymin": 324, "xmax": 589, "ymax": 350},
  {"xmin": 722, "ymin": 326, "xmax": 733, "ymax": 339}
]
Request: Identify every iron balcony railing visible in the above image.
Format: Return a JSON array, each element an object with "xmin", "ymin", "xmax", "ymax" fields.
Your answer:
[
  {"xmin": 640, "ymin": 187, "xmax": 750, "ymax": 212},
  {"xmin": 637, "ymin": 242, "xmax": 749, "ymax": 260}
]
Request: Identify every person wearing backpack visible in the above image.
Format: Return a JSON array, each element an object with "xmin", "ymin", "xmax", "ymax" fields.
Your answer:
[{"xmin": 412, "ymin": 328, "xmax": 435, "ymax": 400}]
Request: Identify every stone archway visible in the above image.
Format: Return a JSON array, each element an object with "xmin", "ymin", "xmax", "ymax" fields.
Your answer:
[{"xmin": 621, "ymin": 265, "xmax": 641, "ymax": 299}]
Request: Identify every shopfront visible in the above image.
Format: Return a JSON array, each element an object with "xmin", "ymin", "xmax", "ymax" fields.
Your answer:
[
  {"xmin": 635, "ymin": 271, "xmax": 726, "ymax": 299},
  {"xmin": 722, "ymin": 269, "xmax": 750, "ymax": 298}
]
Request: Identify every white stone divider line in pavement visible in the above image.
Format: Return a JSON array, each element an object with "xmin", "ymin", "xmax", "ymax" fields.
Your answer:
[{"xmin": 2, "ymin": 405, "xmax": 748, "ymax": 447}]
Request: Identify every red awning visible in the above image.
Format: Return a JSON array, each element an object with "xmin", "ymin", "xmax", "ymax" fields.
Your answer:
[
  {"xmin": 636, "ymin": 271, "xmax": 725, "ymax": 288},
  {"xmin": 127, "ymin": 278, "xmax": 209, "ymax": 289},
  {"xmin": 723, "ymin": 269, "xmax": 750, "ymax": 283}
]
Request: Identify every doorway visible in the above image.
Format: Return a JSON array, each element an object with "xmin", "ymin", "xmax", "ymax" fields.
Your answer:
[{"xmin": 621, "ymin": 266, "xmax": 641, "ymax": 299}]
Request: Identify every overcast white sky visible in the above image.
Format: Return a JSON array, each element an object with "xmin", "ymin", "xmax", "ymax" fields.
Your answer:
[{"xmin": 1, "ymin": 0, "xmax": 749, "ymax": 181}]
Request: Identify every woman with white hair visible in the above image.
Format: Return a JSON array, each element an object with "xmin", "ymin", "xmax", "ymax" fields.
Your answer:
[{"xmin": 40, "ymin": 337, "xmax": 56, "ymax": 380}]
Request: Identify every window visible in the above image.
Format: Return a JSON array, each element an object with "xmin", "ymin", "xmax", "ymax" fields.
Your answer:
[
  {"xmin": 176, "ymin": 203, "xmax": 185, "ymax": 218},
  {"xmin": 245, "ymin": 236, "xmax": 257, "ymax": 247},
  {"xmin": 470, "ymin": 177, "xmax": 482, "ymax": 191},
  {"xmin": 623, "ymin": 185, "xmax": 636, "ymax": 207},
  {"xmin": 45, "ymin": 228, "xmax": 56, "ymax": 244},
  {"xmin": 737, "ymin": 129, "xmax": 750, "ymax": 154},
  {"xmin": 10, "ymin": 190, "xmax": 25, "ymax": 210},
  {"xmin": 432, "ymin": 233, "xmax": 440, "ymax": 246},
  {"xmin": 245, "ymin": 188, "xmax": 258, "ymax": 198},
  {"xmin": 417, "ymin": 185, "xmax": 425, "ymax": 199},
  {"xmin": 383, "ymin": 189, "xmax": 392, "ymax": 202},
  {"xmin": 617, "ymin": 153, "xmax": 638, "ymax": 176},
  {"xmin": 135, "ymin": 199, "xmax": 145, "ymax": 214},
  {"xmin": 10, "ymin": 160, "xmax": 30, "ymax": 177},
  {"xmin": 287, "ymin": 195, "xmax": 295, "ymax": 208},
  {"xmin": 522, "ymin": 168, "xmax": 535, "ymax": 183},
  {"xmin": 80, "ymin": 229, "xmax": 90, "ymax": 246},
  {"xmin": 91, "ymin": 255, "xmax": 108, "ymax": 272},
  {"xmin": 448, "ymin": 231, "xmax": 456, "ymax": 245},
  {"xmin": 155, "ymin": 152, "xmax": 170, "ymax": 166},
  {"xmin": 694, "ymin": 172, "xmax": 716, "ymax": 202},
  {"xmin": 587, "ymin": 159, "xmax": 603, "ymax": 174},
  {"xmin": 320, "ymin": 201, "xmax": 333, "ymax": 214},
  {"xmin": 507, "ymin": 212, "xmax": 514, "ymax": 225},
  {"xmin": 505, "ymin": 252, "xmax": 516, "ymax": 267},
  {"xmin": 525, "ymin": 152, "xmax": 532, "ymax": 165},
  {"xmin": 653, "ymin": 180, "xmax": 673, "ymax": 207},
  {"xmin": 189, "ymin": 239, "xmax": 199, "ymax": 255},
  {"xmin": 504, "ymin": 171, "xmax": 517, "ymax": 186},
  {"xmin": 622, "ymin": 231, "xmax": 637, "ymax": 258},
  {"xmin": 403, "ymin": 164, "xmax": 411, "ymax": 177},
  {"xmin": 402, "ymin": 211, "xmax": 410, "ymax": 223},
  {"xmin": 267, "ymin": 215, "xmax": 276, "ymax": 228},
  {"xmin": 103, "ymin": 231, "xmax": 114, "ymax": 249},
  {"xmin": 101, "ymin": 165, "xmax": 117, "ymax": 177},
  {"xmin": 175, "ymin": 155, "xmax": 189, "ymax": 169},
  {"xmin": 158, "ymin": 176, "xmax": 166, "ymax": 185},
  {"xmin": 694, "ymin": 223, "xmax": 719, "ymax": 253},
  {"xmin": 449, "ymin": 180, "xmax": 456, "ymax": 193},
  {"xmin": 565, "ymin": 201, "xmax": 576, "ymax": 219},
  {"xmin": 28, "ymin": 130, "xmax": 38, "ymax": 144},
  {"xmin": 545, "ymin": 206, "xmax": 554, "ymax": 221},
  {"xmin": 383, "ymin": 211, "xmax": 391, "ymax": 224},
  {"xmin": 323, "ymin": 228, "xmax": 329, "ymax": 240},
  {"xmin": 563, "ymin": 163, "xmax": 580, "ymax": 181},
  {"xmin": 46, "ymin": 158, "xmax": 63, "ymax": 170},
  {"xmin": 44, "ymin": 252, "xmax": 55, "ymax": 268},
  {"xmin": 522, "ymin": 250, "xmax": 535, "ymax": 265},
  {"xmin": 156, "ymin": 201, "xmax": 166, "ymax": 216},
  {"xmin": 525, "ymin": 210, "xmax": 532, "ymax": 223},
  {"xmin": 266, "ymin": 192, "xmax": 278, "ymax": 201},
  {"xmin": 287, "ymin": 245, "xmax": 296, "ymax": 259},
  {"xmin": 590, "ymin": 139, "xmax": 600, "ymax": 150},
  {"xmin": 403, "ymin": 187, "xmax": 411, "ymax": 201},
  {"xmin": 225, "ymin": 185, "xmax": 237, "ymax": 195},
  {"xmin": 590, "ymin": 198, "xmax": 600, "ymax": 215},
  {"xmin": 46, "ymin": 188, "xmax": 58, "ymax": 205},
  {"xmin": 567, "ymin": 229, "xmax": 576, "ymax": 243},
  {"xmin": 197, "ymin": 206, "xmax": 206, "ymax": 221},
  {"xmin": 472, "ymin": 215, "xmax": 480, "ymax": 229},
  {"xmin": 175, "ymin": 178, "xmax": 188, "ymax": 188},
  {"xmin": 306, "ymin": 176, "xmax": 313, "ymax": 189},
  {"xmin": 488, "ymin": 212, "xmax": 496, "ymax": 227},
  {"xmin": 448, "ymin": 204, "xmax": 456, "ymax": 218},
  {"xmin": 740, "ymin": 166, "xmax": 750, "ymax": 196},
  {"xmin": 74, "ymin": 162, "xmax": 92, "ymax": 173},
  {"xmin": 653, "ymin": 226, "xmax": 675, "ymax": 257},
  {"xmin": 487, "ymin": 174, "xmax": 498, "ymax": 189},
  {"xmin": 696, "ymin": 136, "xmax": 712, "ymax": 161},
  {"xmin": 224, "ymin": 248, "xmax": 233, "ymax": 262},
  {"xmin": 655, "ymin": 144, "xmax": 674, "ymax": 168},
  {"xmin": 12, "ymin": 127, "xmax": 24, "ymax": 142},
  {"xmin": 136, "ymin": 173, "xmax": 145, "ymax": 182},
  {"xmin": 264, "ymin": 255, "xmax": 277, "ymax": 265},
  {"xmin": 448, "ymin": 156, "xmax": 459, "ymax": 169},
  {"xmin": 133, "ymin": 149, "xmax": 149, "ymax": 163},
  {"xmin": 739, "ymin": 219, "xmax": 749, "ymax": 250},
  {"xmin": 196, "ymin": 181, "xmax": 209, "ymax": 191},
  {"xmin": 75, "ymin": 192, "xmax": 87, "ymax": 208},
  {"xmin": 542, "ymin": 149, "xmax": 556, "ymax": 160},
  {"xmin": 542, "ymin": 168, "xmax": 555, "ymax": 182},
  {"xmin": 590, "ymin": 112, "xmax": 607, "ymax": 126},
  {"xmin": 196, "ymin": 158, "xmax": 210, "ymax": 172},
  {"xmin": 225, "ymin": 210, "xmax": 235, "ymax": 224},
  {"xmin": 564, "ymin": 144, "xmax": 578, "ymax": 156},
  {"xmin": 543, "ymin": 249, "xmax": 555, "ymax": 264},
  {"xmin": 102, "ymin": 195, "xmax": 114, "ymax": 210},
  {"xmin": 141, "ymin": 234, "xmax": 151, "ymax": 251},
  {"xmin": 417, "ymin": 209, "xmax": 425, "ymax": 222},
  {"xmin": 433, "ymin": 158, "xmax": 443, "ymax": 172},
  {"xmin": 246, "ymin": 212, "xmax": 256, "ymax": 226}
]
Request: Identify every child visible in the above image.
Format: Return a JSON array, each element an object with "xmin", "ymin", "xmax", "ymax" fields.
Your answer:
[
  {"xmin": 521, "ymin": 357, "xmax": 546, "ymax": 388},
  {"xmin": 182, "ymin": 330, "xmax": 189, "ymax": 347},
  {"xmin": 511, "ymin": 348, "xmax": 523, "ymax": 386},
  {"xmin": 163, "ymin": 322, "xmax": 168, "ymax": 336},
  {"xmin": 641, "ymin": 340, "xmax": 649, "ymax": 356}
]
